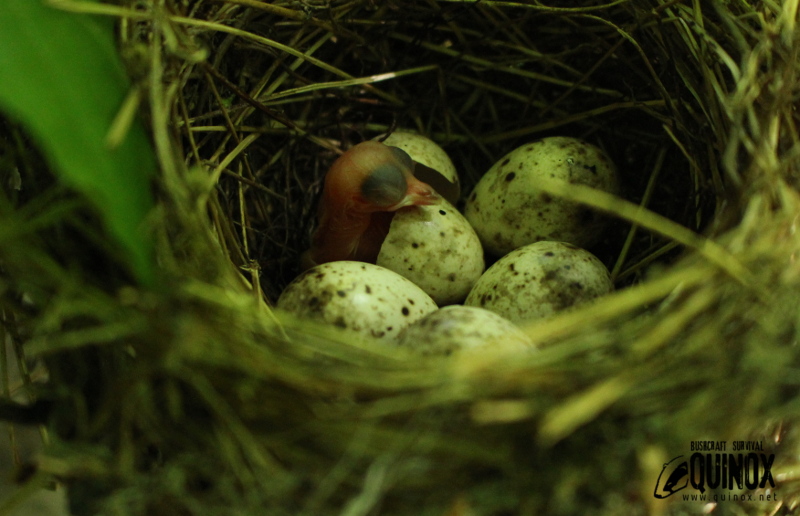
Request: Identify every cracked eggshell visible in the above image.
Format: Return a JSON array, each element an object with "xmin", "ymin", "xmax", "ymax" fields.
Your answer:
[
  {"xmin": 464, "ymin": 241, "xmax": 613, "ymax": 324},
  {"xmin": 397, "ymin": 305, "xmax": 533, "ymax": 356},
  {"xmin": 277, "ymin": 261, "xmax": 437, "ymax": 340},
  {"xmin": 381, "ymin": 131, "xmax": 460, "ymax": 204},
  {"xmin": 465, "ymin": 136, "xmax": 619, "ymax": 257},
  {"xmin": 376, "ymin": 198, "xmax": 484, "ymax": 306}
]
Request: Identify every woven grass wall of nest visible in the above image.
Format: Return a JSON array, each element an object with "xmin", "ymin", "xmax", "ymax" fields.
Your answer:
[{"xmin": 3, "ymin": 0, "xmax": 800, "ymax": 515}]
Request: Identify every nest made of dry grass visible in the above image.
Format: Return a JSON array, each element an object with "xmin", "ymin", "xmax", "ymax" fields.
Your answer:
[{"xmin": 3, "ymin": 1, "xmax": 800, "ymax": 515}]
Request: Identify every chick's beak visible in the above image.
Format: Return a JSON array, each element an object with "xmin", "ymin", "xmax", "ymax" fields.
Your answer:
[{"xmin": 387, "ymin": 175, "xmax": 439, "ymax": 211}]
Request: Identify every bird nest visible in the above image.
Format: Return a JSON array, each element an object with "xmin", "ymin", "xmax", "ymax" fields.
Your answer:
[{"xmin": 2, "ymin": 1, "xmax": 800, "ymax": 515}]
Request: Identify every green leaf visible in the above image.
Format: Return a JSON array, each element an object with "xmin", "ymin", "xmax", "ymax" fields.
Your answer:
[{"xmin": 0, "ymin": 0, "xmax": 155, "ymax": 286}]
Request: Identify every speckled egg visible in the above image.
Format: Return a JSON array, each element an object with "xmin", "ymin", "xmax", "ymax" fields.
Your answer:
[
  {"xmin": 464, "ymin": 241, "xmax": 613, "ymax": 324},
  {"xmin": 376, "ymin": 198, "xmax": 484, "ymax": 305},
  {"xmin": 380, "ymin": 131, "xmax": 460, "ymax": 203},
  {"xmin": 277, "ymin": 261, "xmax": 437, "ymax": 340},
  {"xmin": 465, "ymin": 137, "xmax": 619, "ymax": 256},
  {"xmin": 397, "ymin": 305, "xmax": 533, "ymax": 356}
]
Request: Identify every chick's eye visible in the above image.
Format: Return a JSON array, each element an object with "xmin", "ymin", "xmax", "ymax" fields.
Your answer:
[{"xmin": 361, "ymin": 162, "xmax": 407, "ymax": 207}]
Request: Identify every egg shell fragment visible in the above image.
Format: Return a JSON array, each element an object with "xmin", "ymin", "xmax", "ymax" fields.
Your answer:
[
  {"xmin": 277, "ymin": 261, "xmax": 437, "ymax": 341},
  {"xmin": 465, "ymin": 241, "xmax": 613, "ymax": 324},
  {"xmin": 465, "ymin": 136, "xmax": 619, "ymax": 256},
  {"xmin": 380, "ymin": 131, "xmax": 460, "ymax": 204},
  {"xmin": 377, "ymin": 198, "xmax": 484, "ymax": 306},
  {"xmin": 397, "ymin": 305, "xmax": 533, "ymax": 356}
]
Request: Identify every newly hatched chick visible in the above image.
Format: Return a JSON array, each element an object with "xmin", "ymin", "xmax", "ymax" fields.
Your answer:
[{"xmin": 303, "ymin": 141, "xmax": 439, "ymax": 269}]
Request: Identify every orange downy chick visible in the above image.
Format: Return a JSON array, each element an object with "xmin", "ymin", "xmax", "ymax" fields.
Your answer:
[{"xmin": 303, "ymin": 141, "xmax": 438, "ymax": 269}]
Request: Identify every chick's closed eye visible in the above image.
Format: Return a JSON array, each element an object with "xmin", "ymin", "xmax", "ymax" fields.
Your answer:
[{"xmin": 360, "ymin": 162, "xmax": 408, "ymax": 207}]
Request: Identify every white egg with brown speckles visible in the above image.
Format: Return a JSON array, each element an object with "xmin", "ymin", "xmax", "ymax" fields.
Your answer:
[
  {"xmin": 398, "ymin": 305, "xmax": 533, "ymax": 356},
  {"xmin": 277, "ymin": 261, "xmax": 437, "ymax": 340},
  {"xmin": 464, "ymin": 241, "xmax": 613, "ymax": 324},
  {"xmin": 377, "ymin": 198, "xmax": 484, "ymax": 305},
  {"xmin": 465, "ymin": 137, "xmax": 619, "ymax": 257}
]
